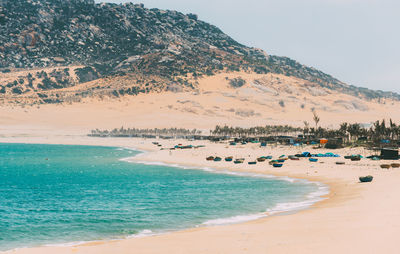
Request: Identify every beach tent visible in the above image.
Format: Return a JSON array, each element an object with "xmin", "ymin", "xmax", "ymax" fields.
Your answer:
[{"xmin": 320, "ymin": 139, "xmax": 328, "ymax": 144}]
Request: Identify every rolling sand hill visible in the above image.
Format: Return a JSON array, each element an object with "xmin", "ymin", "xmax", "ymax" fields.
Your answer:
[
  {"xmin": 1, "ymin": 0, "xmax": 399, "ymax": 137},
  {"xmin": 1, "ymin": 71, "xmax": 399, "ymax": 137}
]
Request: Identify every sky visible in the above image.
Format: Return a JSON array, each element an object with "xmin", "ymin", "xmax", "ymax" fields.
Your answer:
[{"xmin": 98, "ymin": 0, "xmax": 400, "ymax": 93}]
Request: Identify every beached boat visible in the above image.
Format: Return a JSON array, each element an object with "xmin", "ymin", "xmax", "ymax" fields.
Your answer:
[
  {"xmin": 277, "ymin": 159, "xmax": 285, "ymax": 163},
  {"xmin": 257, "ymin": 157, "xmax": 266, "ymax": 162},
  {"xmin": 380, "ymin": 164, "xmax": 391, "ymax": 169},
  {"xmin": 391, "ymin": 163, "xmax": 400, "ymax": 168},
  {"xmin": 234, "ymin": 159, "xmax": 244, "ymax": 164},
  {"xmin": 273, "ymin": 163, "xmax": 283, "ymax": 168},
  {"xmin": 225, "ymin": 156, "xmax": 233, "ymax": 162},
  {"xmin": 309, "ymin": 158, "xmax": 318, "ymax": 162},
  {"xmin": 336, "ymin": 161, "xmax": 345, "ymax": 165},
  {"xmin": 359, "ymin": 175, "xmax": 373, "ymax": 183},
  {"xmin": 214, "ymin": 157, "xmax": 222, "ymax": 162},
  {"xmin": 345, "ymin": 155, "xmax": 362, "ymax": 161},
  {"xmin": 206, "ymin": 156, "xmax": 214, "ymax": 161},
  {"xmin": 248, "ymin": 161, "xmax": 257, "ymax": 165},
  {"xmin": 269, "ymin": 160, "xmax": 279, "ymax": 165}
]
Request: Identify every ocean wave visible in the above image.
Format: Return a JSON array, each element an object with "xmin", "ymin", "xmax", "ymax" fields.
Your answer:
[
  {"xmin": 126, "ymin": 229, "xmax": 158, "ymax": 239},
  {"xmin": 34, "ymin": 230, "xmax": 157, "ymax": 250},
  {"xmin": 129, "ymin": 158, "xmax": 302, "ymax": 184},
  {"xmin": 202, "ymin": 184, "xmax": 329, "ymax": 227},
  {"xmin": 202, "ymin": 213, "xmax": 265, "ymax": 226},
  {"xmin": 127, "ymin": 157, "xmax": 330, "ymax": 228},
  {"xmin": 43, "ymin": 240, "xmax": 95, "ymax": 248},
  {"xmin": 104, "ymin": 147, "xmax": 330, "ymax": 244}
]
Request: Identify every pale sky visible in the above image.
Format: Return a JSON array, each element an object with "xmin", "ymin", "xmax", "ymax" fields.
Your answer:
[{"xmin": 98, "ymin": 0, "xmax": 400, "ymax": 93}]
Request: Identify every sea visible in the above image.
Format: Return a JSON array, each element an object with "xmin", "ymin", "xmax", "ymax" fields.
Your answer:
[{"xmin": 0, "ymin": 143, "xmax": 328, "ymax": 251}]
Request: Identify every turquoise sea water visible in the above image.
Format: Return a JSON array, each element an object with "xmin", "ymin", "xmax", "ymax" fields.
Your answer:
[{"xmin": 0, "ymin": 143, "xmax": 326, "ymax": 251}]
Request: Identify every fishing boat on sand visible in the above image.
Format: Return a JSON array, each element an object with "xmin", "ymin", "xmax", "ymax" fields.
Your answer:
[
  {"xmin": 234, "ymin": 159, "xmax": 245, "ymax": 164},
  {"xmin": 359, "ymin": 175, "xmax": 373, "ymax": 182},
  {"xmin": 225, "ymin": 156, "xmax": 233, "ymax": 162},
  {"xmin": 214, "ymin": 157, "xmax": 222, "ymax": 162}
]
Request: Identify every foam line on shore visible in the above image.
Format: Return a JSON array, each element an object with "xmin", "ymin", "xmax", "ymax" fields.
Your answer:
[
  {"xmin": 123, "ymin": 149, "xmax": 330, "ymax": 228},
  {"xmin": 3, "ymin": 146, "xmax": 329, "ymax": 253}
]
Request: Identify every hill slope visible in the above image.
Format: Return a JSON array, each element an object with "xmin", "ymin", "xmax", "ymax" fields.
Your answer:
[{"xmin": 0, "ymin": 0, "xmax": 399, "ymax": 105}]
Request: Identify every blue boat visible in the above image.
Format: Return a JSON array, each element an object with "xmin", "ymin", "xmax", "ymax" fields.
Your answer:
[
  {"xmin": 225, "ymin": 157, "xmax": 233, "ymax": 162},
  {"xmin": 214, "ymin": 157, "xmax": 222, "ymax": 162},
  {"xmin": 309, "ymin": 158, "xmax": 318, "ymax": 162},
  {"xmin": 273, "ymin": 163, "xmax": 283, "ymax": 168}
]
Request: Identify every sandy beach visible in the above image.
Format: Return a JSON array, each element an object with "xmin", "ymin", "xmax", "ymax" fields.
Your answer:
[
  {"xmin": 1, "ymin": 135, "xmax": 400, "ymax": 254},
  {"xmin": 2, "ymin": 0, "xmax": 400, "ymax": 252}
]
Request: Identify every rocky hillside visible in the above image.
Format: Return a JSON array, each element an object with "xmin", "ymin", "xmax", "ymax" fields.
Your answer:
[{"xmin": 0, "ymin": 0, "xmax": 398, "ymax": 104}]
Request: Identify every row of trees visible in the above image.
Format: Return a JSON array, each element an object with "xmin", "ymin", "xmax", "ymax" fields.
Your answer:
[
  {"xmin": 88, "ymin": 117, "xmax": 400, "ymax": 147},
  {"xmin": 210, "ymin": 125, "xmax": 303, "ymax": 137},
  {"xmin": 303, "ymin": 119, "xmax": 400, "ymax": 143},
  {"xmin": 210, "ymin": 119, "xmax": 400, "ymax": 146},
  {"xmin": 90, "ymin": 127, "xmax": 202, "ymax": 137}
]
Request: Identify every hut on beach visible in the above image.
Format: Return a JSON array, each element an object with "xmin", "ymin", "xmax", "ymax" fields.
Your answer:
[{"xmin": 380, "ymin": 149, "xmax": 399, "ymax": 160}]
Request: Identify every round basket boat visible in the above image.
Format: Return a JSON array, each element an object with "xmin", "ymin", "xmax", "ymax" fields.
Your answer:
[{"xmin": 359, "ymin": 175, "xmax": 373, "ymax": 183}]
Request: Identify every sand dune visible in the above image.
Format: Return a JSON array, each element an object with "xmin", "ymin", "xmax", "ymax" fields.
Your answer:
[{"xmin": 1, "ymin": 72, "xmax": 399, "ymax": 137}]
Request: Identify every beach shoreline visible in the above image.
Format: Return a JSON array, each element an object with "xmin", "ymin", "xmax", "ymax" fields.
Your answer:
[{"xmin": 1, "ymin": 135, "xmax": 400, "ymax": 253}]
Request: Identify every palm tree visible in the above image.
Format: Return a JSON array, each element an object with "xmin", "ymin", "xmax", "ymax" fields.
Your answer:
[{"xmin": 313, "ymin": 111, "xmax": 320, "ymax": 130}]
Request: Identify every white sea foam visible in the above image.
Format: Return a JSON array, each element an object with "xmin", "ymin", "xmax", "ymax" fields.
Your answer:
[
  {"xmin": 39, "ymin": 230, "xmax": 157, "ymax": 250},
  {"xmin": 202, "ymin": 213, "xmax": 265, "ymax": 226},
  {"xmin": 201, "ymin": 184, "xmax": 329, "ymax": 227},
  {"xmin": 125, "ymin": 149, "xmax": 331, "ymax": 224},
  {"xmin": 43, "ymin": 240, "xmax": 95, "ymax": 248},
  {"xmin": 23, "ymin": 146, "xmax": 329, "ymax": 252},
  {"xmin": 126, "ymin": 229, "xmax": 158, "ymax": 239},
  {"xmin": 129, "ymin": 157, "xmax": 300, "ymax": 184}
]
